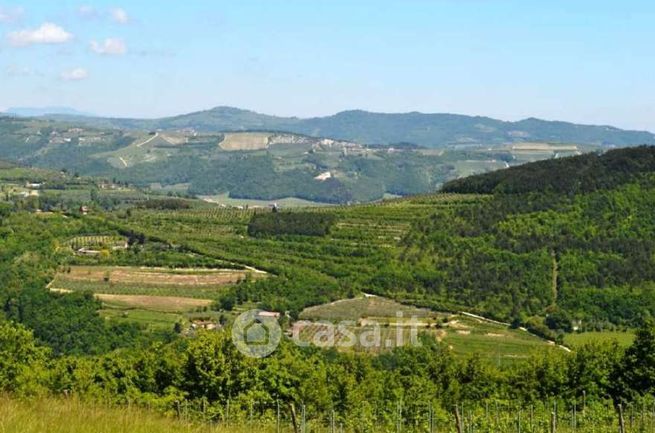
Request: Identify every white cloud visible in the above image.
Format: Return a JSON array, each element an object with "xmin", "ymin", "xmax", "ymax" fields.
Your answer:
[
  {"xmin": 60, "ymin": 68, "xmax": 88, "ymax": 81},
  {"xmin": 0, "ymin": 6, "xmax": 24, "ymax": 23},
  {"xmin": 110, "ymin": 7, "xmax": 129, "ymax": 24},
  {"xmin": 90, "ymin": 38, "xmax": 127, "ymax": 55},
  {"xmin": 7, "ymin": 23, "xmax": 73, "ymax": 47}
]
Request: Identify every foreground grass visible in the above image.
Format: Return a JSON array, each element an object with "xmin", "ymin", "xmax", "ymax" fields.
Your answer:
[
  {"xmin": 0, "ymin": 397, "xmax": 275, "ymax": 433},
  {"xmin": 0, "ymin": 396, "xmax": 640, "ymax": 433}
]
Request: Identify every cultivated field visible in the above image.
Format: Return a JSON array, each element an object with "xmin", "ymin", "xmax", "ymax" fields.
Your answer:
[
  {"xmin": 219, "ymin": 132, "xmax": 271, "ymax": 151},
  {"xmin": 200, "ymin": 193, "xmax": 331, "ymax": 208},
  {"xmin": 49, "ymin": 265, "xmax": 259, "ymax": 314},
  {"xmin": 564, "ymin": 331, "xmax": 635, "ymax": 348},
  {"xmin": 297, "ymin": 296, "xmax": 552, "ymax": 360},
  {"xmin": 96, "ymin": 293, "xmax": 213, "ymax": 313},
  {"xmin": 66, "ymin": 235, "xmax": 128, "ymax": 251},
  {"xmin": 53, "ymin": 265, "xmax": 255, "ymax": 289},
  {"xmin": 300, "ymin": 296, "xmax": 434, "ymax": 322}
]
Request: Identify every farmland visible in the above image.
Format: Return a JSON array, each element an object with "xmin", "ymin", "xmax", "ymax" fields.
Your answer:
[
  {"xmin": 95, "ymin": 293, "xmax": 213, "ymax": 313},
  {"xmin": 49, "ymin": 265, "xmax": 261, "ymax": 319},
  {"xmin": 3, "ymin": 147, "xmax": 655, "ymax": 433},
  {"xmin": 199, "ymin": 192, "xmax": 331, "ymax": 208},
  {"xmin": 219, "ymin": 132, "xmax": 272, "ymax": 150},
  {"xmin": 66, "ymin": 235, "xmax": 128, "ymax": 251},
  {"xmin": 296, "ymin": 296, "xmax": 554, "ymax": 360},
  {"xmin": 46, "ymin": 263, "xmax": 263, "ymax": 329}
]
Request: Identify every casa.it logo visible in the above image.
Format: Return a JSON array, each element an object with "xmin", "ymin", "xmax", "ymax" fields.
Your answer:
[{"xmin": 232, "ymin": 309, "xmax": 282, "ymax": 358}]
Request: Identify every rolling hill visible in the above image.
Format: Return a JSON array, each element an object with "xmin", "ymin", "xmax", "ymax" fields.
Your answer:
[
  {"xmin": 0, "ymin": 116, "xmax": 544, "ymax": 204},
  {"xmin": 43, "ymin": 106, "xmax": 655, "ymax": 148},
  {"xmin": 1, "ymin": 110, "xmax": 653, "ymax": 204}
]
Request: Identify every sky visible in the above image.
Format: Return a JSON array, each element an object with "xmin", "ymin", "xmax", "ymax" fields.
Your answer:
[{"xmin": 0, "ymin": 0, "xmax": 654, "ymax": 131}]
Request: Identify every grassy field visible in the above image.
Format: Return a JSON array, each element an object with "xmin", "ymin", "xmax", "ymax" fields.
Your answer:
[
  {"xmin": 100, "ymin": 307, "xmax": 183, "ymax": 330},
  {"xmin": 564, "ymin": 331, "xmax": 635, "ymax": 348},
  {"xmin": 96, "ymin": 293, "xmax": 213, "ymax": 313},
  {"xmin": 0, "ymin": 396, "xmax": 277, "ymax": 433},
  {"xmin": 442, "ymin": 315, "xmax": 555, "ymax": 361},
  {"xmin": 0, "ymin": 395, "xmax": 642, "ymax": 433}
]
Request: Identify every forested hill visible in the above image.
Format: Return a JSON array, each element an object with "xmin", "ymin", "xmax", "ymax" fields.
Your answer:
[
  {"xmin": 41, "ymin": 106, "xmax": 655, "ymax": 148},
  {"xmin": 441, "ymin": 145, "xmax": 655, "ymax": 194}
]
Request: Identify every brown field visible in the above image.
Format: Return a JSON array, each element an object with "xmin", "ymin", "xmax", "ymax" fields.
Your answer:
[
  {"xmin": 61, "ymin": 265, "xmax": 254, "ymax": 286},
  {"xmin": 49, "ymin": 265, "xmax": 259, "ymax": 313},
  {"xmin": 219, "ymin": 132, "xmax": 271, "ymax": 151},
  {"xmin": 96, "ymin": 294, "xmax": 212, "ymax": 313}
]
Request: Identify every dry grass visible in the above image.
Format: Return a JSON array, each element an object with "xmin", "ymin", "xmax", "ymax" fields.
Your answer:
[
  {"xmin": 0, "ymin": 396, "xmax": 277, "ymax": 433},
  {"xmin": 58, "ymin": 266, "xmax": 251, "ymax": 287},
  {"xmin": 96, "ymin": 294, "xmax": 213, "ymax": 313},
  {"xmin": 219, "ymin": 132, "xmax": 271, "ymax": 151}
]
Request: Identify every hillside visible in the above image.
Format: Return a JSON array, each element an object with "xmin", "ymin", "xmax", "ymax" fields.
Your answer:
[
  {"xmin": 44, "ymin": 106, "xmax": 655, "ymax": 148},
  {"xmin": 4, "ymin": 112, "xmax": 650, "ymax": 204},
  {"xmin": 442, "ymin": 145, "xmax": 655, "ymax": 194},
  {"xmin": 1, "ymin": 115, "xmax": 553, "ymax": 204},
  {"xmin": 2, "ymin": 145, "xmax": 655, "ymax": 432}
]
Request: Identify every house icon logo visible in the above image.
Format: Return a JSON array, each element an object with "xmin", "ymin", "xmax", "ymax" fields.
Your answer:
[{"xmin": 232, "ymin": 310, "xmax": 282, "ymax": 358}]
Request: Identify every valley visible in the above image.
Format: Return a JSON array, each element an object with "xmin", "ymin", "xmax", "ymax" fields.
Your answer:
[
  {"xmin": 1, "ymin": 140, "xmax": 655, "ymax": 433},
  {"xmin": 4, "ymin": 2, "xmax": 655, "ymax": 432}
]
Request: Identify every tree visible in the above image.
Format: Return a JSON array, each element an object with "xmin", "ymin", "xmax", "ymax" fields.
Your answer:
[
  {"xmin": 612, "ymin": 319, "xmax": 655, "ymax": 401},
  {"xmin": 0, "ymin": 321, "xmax": 49, "ymax": 395}
]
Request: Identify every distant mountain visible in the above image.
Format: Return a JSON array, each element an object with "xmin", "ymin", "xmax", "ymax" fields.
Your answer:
[
  {"xmin": 44, "ymin": 106, "xmax": 655, "ymax": 148},
  {"xmin": 7, "ymin": 106, "xmax": 95, "ymax": 117}
]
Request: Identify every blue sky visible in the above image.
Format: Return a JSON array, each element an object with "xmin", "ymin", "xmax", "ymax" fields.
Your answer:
[{"xmin": 1, "ymin": 0, "xmax": 654, "ymax": 131}]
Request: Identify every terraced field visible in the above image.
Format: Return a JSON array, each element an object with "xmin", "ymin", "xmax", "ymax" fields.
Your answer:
[
  {"xmin": 300, "ymin": 296, "xmax": 433, "ymax": 322},
  {"xmin": 51, "ymin": 265, "xmax": 258, "ymax": 297},
  {"xmin": 95, "ymin": 294, "xmax": 212, "ymax": 313},
  {"xmin": 66, "ymin": 235, "xmax": 127, "ymax": 250},
  {"xmin": 219, "ymin": 132, "xmax": 271, "ymax": 150},
  {"xmin": 107, "ymin": 194, "xmax": 486, "ymax": 306}
]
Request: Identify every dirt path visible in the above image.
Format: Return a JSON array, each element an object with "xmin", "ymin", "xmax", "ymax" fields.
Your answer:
[
  {"xmin": 551, "ymin": 250, "xmax": 558, "ymax": 306},
  {"xmin": 136, "ymin": 132, "xmax": 159, "ymax": 148}
]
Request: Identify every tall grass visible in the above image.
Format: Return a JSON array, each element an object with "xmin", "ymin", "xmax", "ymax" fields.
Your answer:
[
  {"xmin": 0, "ymin": 395, "xmax": 645, "ymax": 433},
  {"xmin": 0, "ymin": 396, "xmax": 277, "ymax": 433}
]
